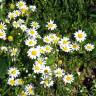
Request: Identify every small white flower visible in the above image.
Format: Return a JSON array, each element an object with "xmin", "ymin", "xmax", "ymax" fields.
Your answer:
[
  {"xmin": 43, "ymin": 36, "xmax": 51, "ymax": 44},
  {"xmin": 8, "ymin": 67, "xmax": 20, "ymax": 78},
  {"xmin": 59, "ymin": 37, "xmax": 70, "ymax": 46},
  {"xmin": 13, "ymin": 10, "xmax": 21, "ymax": 17},
  {"xmin": 33, "ymin": 64, "xmax": 42, "ymax": 74},
  {"xmin": 13, "ymin": 21, "xmax": 19, "ymax": 28},
  {"xmin": 0, "ymin": 22, "xmax": 7, "ymax": 31},
  {"xmin": 70, "ymin": 43, "xmax": 80, "ymax": 51},
  {"xmin": 25, "ymin": 38, "xmax": 37, "ymax": 47},
  {"xmin": 63, "ymin": 74, "xmax": 74, "ymax": 84},
  {"xmin": 10, "ymin": 48, "xmax": 18, "ymax": 56},
  {"xmin": 7, "ymin": 77, "xmax": 15, "ymax": 86},
  {"xmin": 0, "ymin": 30, "xmax": 6, "ymax": 40},
  {"xmin": 46, "ymin": 20, "xmax": 57, "ymax": 30},
  {"xmin": 31, "ymin": 21, "xmax": 40, "ymax": 29},
  {"xmin": 16, "ymin": 1, "xmax": 26, "ymax": 9},
  {"xmin": 60, "ymin": 45, "xmax": 71, "ymax": 52},
  {"xmin": 8, "ymin": 12, "xmax": 16, "ymax": 19},
  {"xmin": 27, "ymin": 47, "xmax": 40, "ymax": 59},
  {"xmin": 74, "ymin": 30, "xmax": 87, "ymax": 42},
  {"xmin": 44, "ymin": 45, "xmax": 53, "ymax": 53},
  {"xmin": 26, "ymin": 28, "xmax": 38, "ymax": 38},
  {"xmin": 20, "ymin": 24, "xmax": 27, "ymax": 32},
  {"xmin": 84, "ymin": 43, "xmax": 94, "ymax": 51},
  {"xmin": 25, "ymin": 84, "xmax": 35, "ymax": 95},
  {"xmin": 54, "ymin": 68, "xmax": 64, "ymax": 78}
]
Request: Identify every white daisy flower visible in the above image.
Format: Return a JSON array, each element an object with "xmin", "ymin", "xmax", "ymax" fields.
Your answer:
[
  {"xmin": 43, "ymin": 36, "xmax": 52, "ymax": 44},
  {"xmin": 40, "ymin": 77, "xmax": 54, "ymax": 88},
  {"xmin": 8, "ymin": 67, "xmax": 20, "ymax": 78},
  {"xmin": 7, "ymin": 77, "xmax": 15, "ymax": 86},
  {"xmin": 16, "ymin": 1, "xmax": 26, "ymax": 9},
  {"xmin": 35, "ymin": 58, "xmax": 46, "ymax": 65},
  {"xmin": 25, "ymin": 38, "xmax": 37, "ymax": 47},
  {"xmin": 10, "ymin": 48, "xmax": 18, "ymax": 56},
  {"xmin": 49, "ymin": 33, "xmax": 60, "ymax": 44},
  {"xmin": 59, "ymin": 37, "xmax": 70, "ymax": 46},
  {"xmin": 63, "ymin": 74, "xmax": 74, "ymax": 84},
  {"xmin": 0, "ymin": 22, "xmax": 7, "ymax": 31},
  {"xmin": 74, "ymin": 30, "xmax": 87, "ymax": 42},
  {"xmin": 54, "ymin": 68, "xmax": 64, "ymax": 78},
  {"xmin": 44, "ymin": 45, "xmax": 53, "ymax": 53},
  {"xmin": 60, "ymin": 45, "xmax": 71, "ymax": 52},
  {"xmin": 33, "ymin": 64, "xmax": 42, "ymax": 74},
  {"xmin": 27, "ymin": 47, "xmax": 40, "ymax": 59},
  {"xmin": 31, "ymin": 21, "xmax": 40, "ymax": 29},
  {"xmin": 20, "ymin": 24, "xmax": 27, "ymax": 32},
  {"xmin": 84, "ymin": 43, "xmax": 94, "ymax": 51},
  {"xmin": 25, "ymin": 84, "xmax": 34, "ymax": 95},
  {"xmin": 26, "ymin": 28, "xmax": 38, "ymax": 38},
  {"xmin": 8, "ymin": 12, "xmax": 16, "ymax": 20},
  {"xmin": 13, "ymin": 21, "xmax": 19, "ymax": 28},
  {"xmin": 41, "ymin": 66, "xmax": 51, "ymax": 75},
  {"xmin": 0, "ymin": 30, "xmax": 6, "ymax": 40},
  {"xmin": 17, "ymin": 19, "xmax": 25, "ymax": 25},
  {"xmin": 13, "ymin": 10, "xmax": 21, "ymax": 17},
  {"xmin": 70, "ymin": 43, "xmax": 80, "ymax": 51},
  {"xmin": 46, "ymin": 20, "xmax": 57, "ymax": 30}
]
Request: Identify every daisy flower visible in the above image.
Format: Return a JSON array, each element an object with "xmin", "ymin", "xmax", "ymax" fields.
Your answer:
[
  {"xmin": 43, "ymin": 36, "xmax": 52, "ymax": 44},
  {"xmin": 35, "ymin": 58, "xmax": 46, "ymax": 65},
  {"xmin": 59, "ymin": 37, "xmax": 70, "ymax": 46},
  {"xmin": 10, "ymin": 48, "xmax": 18, "ymax": 56},
  {"xmin": 25, "ymin": 38, "xmax": 37, "ymax": 47},
  {"xmin": 13, "ymin": 21, "xmax": 19, "ymax": 28},
  {"xmin": 33, "ymin": 64, "xmax": 42, "ymax": 74},
  {"xmin": 27, "ymin": 47, "xmax": 40, "ymax": 59},
  {"xmin": 44, "ymin": 45, "xmax": 53, "ymax": 53},
  {"xmin": 41, "ymin": 66, "xmax": 51, "ymax": 75},
  {"xmin": 70, "ymin": 43, "xmax": 80, "ymax": 51},
  {"xmin": 26, "ymin": 28, "xmax": 38, "ymax": 38},
  {"xmin": 54, "ymin": 68, "xmax": 64, "ymax": 78},
  {"xmin": 8, "ymin": 67, "xmax": 20, "ymax": 78},
  {"xmin": 31, "ymin": 21, "xmax": 40, "ymax": 29},
  {"xmin": 7, "ymin": 78, "xmax": 15, "ymax": 86},
  {"xmin": 60, "ymin": 45, "xmax": 71, "ymax": 52},
  {"xmin": 0, "ymin": 30, "xmax": 6, "ymax": 40},
  {"xmin": 16, "ymin": 1, "xmax": 26, "ymax": 9},
  {"xmin": 25, "ymin": 84, "xmax": 35, "ymax": 95},
  {"xmin": 84, "ymin": 43, "xmax": 94, "ymax": 51},
  {"xmin": 0, "ymin": 22, "xmax": 7, "ymax": 31},
  {"xmin": 8, "ymin": 12, "xmax": 16, "ymax": 20},
  {"xmin": 63, "ymin": 74, "xmax": 74, "ymax": 84},
  {"xmin": 74, "ymin": 30, "xmax": 87, "ymax": 42},
  {"xmin": 0, "ymin": 46, "xmax": 7, "ymax": 52},
  {"xmin": 46, "ymin": 20, "xmax": 57, "ymax": 30},
  {"xmin": 40, "ymin": 77, "xmax": 54, "ymax": 88},
  {"xmin": 20, "ymin": 24, "xmax": 27, "ymax": 32},
  {"xmin": 13, "ymin": 10, "xmax": 21, "ymax": 17}
]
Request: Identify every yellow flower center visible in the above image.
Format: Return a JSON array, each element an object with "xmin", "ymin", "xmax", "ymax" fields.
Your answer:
[
  {"xmin": 87, "ymin": 45, "xmax": 92, "ymax": 49},
  {"xmin": 37, "ymin": 60, "xmax": 43, "ymax": 65},
  {"xmin": 29, "ymin": 41, "xmax": 33, "ymax": 45},
  {"xmin": 73, "ymin": 44, "xmax": 78, "ymax": 48},
  {"xmin": 66, "ymin": 76, "xmax": 72, "ymax": 81},
  {"xmin": 11, "ymin": 70, "xmax": 16, "ymax": 75},
  {"xmin": 44, "ymin": 69, "xmax": 48, "ymax": 73},
  {"xmin": 48, "ymin": 24, "xmax": 54, "ymax": 28},
  {"xmin": 31, "ymin": 50, "xmax": 37, "ymax": 56},
  {"xmin": 35, "ymin": 66, "xmax": 40, "ymax": 70},
  {"xmin": 78, "ymin": 33, "xmax": 83, "ymax": 38},
  {"xmin": 30, "ymin": 30, "xmax": 35, "ymax": 35},
  {"xmin": 10, "ymin": 80, "xmax": 15, "ymax": 85}
]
